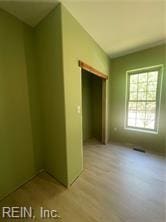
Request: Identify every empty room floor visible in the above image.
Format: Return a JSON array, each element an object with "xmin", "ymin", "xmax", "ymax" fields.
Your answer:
[{"xmin": 0, "ymin": 142, "xmax": 165, "ymax": 222}]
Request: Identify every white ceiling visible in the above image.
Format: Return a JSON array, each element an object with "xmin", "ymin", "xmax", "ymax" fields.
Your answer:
[
  {"xmin": 63, "ymin": 0, "xmax": 166, "ymax": 57},
  {"xmin": 0, "ymin": 0, "xmax": 165, "ymax": 57}
]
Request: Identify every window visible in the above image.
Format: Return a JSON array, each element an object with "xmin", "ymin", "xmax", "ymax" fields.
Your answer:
[{"xmin": 125, "ymin": 66, "xmax": 163, "ymax": 133}]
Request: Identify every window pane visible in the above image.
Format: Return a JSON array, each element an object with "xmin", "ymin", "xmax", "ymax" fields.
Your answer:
[
  {"xmin": 137, "ymin": 102, "xmax": 146, "ymax": 111},
  {"xmin": 146, "ymin": 111, "xmax": 155, "ymax": 121},
  {"xmin": 130, "ymin": 84, "xmax": 137, "ymax": 92},
  {"xmin": 147, "ymin": 83, "xmax": 157, "ymax": 92},
  {"xmin": 136, "ymin": 119, "xmax": 144, "ymax": 128},
  {"xmin": 138, "ymin": 73, "xmax": 147, "ymax": 82},
  {"xmin": 130, "ymin": 74, "xmax": 138, "ymax": 83},
  {"xmin": 137, "ymin": 111, "xmax": 146, "ymax": 119},
  {"xmin": 138, "ymin": 82, "xmax": 147, "ymax": 92},
  {"xmin": 128, "ymin": 102, "xmax": 137, "ymax": 110},
  {"xmin": 138, "ymin": 92, "xmax": 146, "ymax": 100},
  {"xmin": 147, "ymin": 91, "xmax": 156, "ymax": 100},
  {"xmin": 128, "ymin": 111, "xmax": 136, "ymax": 118},
  {"xmin": 146, "ymin": 102, "xmax": 156, "ymax": 111},
  {"xmin": 128, "ymin": 118, "xmax": 135, "ymax": 127},
  {"xmin": 130, "ymin": 92, "xmax": 137, "ymax": 100},
  {"xmin": 144, "ymin": 120, "xmax": 155, "ymax": 129},
  {"xmin": 148, "ymin": 71, "xmax": 158, "ymax": 82}
]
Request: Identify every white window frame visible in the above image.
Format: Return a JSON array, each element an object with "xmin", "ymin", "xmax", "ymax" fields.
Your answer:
[{"xmin": 124, "ymin": 65, "xmax": 163, "ymax": 134}]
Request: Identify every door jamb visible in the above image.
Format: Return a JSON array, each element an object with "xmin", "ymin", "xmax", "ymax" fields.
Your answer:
[{"xmin": 79, "ymin": 60, "xmax": 108, "ymax": 144}]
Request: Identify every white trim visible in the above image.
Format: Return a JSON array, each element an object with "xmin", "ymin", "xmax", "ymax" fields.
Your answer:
[
  {"xmin": 157, "ymin": 65, "xmax": 164, "ymax": 133},
  {"xmin": 126, "ymin": 64, "xmax": 163, "ymax": 74},
  {"xmin": 124, "ymin": 70, "xmax": 129, "ymax": 132},
  {"xmin": 124, "ymin": 64, "xmax": 163, "ymax": 133},
  {"xmin": 125, "ymin": 127, "xmax": 158, "ymax": 135}
]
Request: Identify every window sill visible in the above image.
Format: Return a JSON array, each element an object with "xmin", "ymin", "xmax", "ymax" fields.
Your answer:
[{"xmin": 124, "ymin": 127, "xmax": 158, "ymax": 135}]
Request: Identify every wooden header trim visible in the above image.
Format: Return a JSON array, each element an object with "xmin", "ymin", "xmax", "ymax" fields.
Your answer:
[{"xmin": 78, "ymin": 60, "xmax": 108, "ymax": 80}]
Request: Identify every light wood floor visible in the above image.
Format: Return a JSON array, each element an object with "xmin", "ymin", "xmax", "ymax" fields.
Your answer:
[{"xmin": 0, "ymin": 141, "xmax": 166, "ymax": 222}]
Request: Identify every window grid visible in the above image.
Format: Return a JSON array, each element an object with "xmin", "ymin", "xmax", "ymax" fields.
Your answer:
[{"xmin": 127, "ymin": 71, "xmax": 159, "ymax": 131}]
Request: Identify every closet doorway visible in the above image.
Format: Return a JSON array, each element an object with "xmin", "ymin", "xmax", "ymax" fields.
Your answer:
[{"xmin": 79, "ymin": 61, "xmax": 108, "ymax": 145}]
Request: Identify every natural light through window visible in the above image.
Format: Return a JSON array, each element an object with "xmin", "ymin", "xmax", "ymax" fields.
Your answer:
[{"xmin": 126, "ymin": 67, "xmax": 162, "ymax": 132}]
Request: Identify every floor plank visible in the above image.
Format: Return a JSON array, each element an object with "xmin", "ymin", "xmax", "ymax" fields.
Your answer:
[{"xmin": 0, "ymin": 142, "xmax": 165, "ymax": 221}]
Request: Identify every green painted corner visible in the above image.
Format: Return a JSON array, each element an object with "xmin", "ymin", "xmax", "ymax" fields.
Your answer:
[
  {"xmin": 0, "ymin": 9, "xmax": 37, "ymax": 199},
  {"xmin": 35, "ymin": 4, "xmax": 68, "ymax": 186}
]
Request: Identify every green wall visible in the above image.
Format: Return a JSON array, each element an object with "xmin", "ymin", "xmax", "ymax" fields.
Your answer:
[
  {"xmin": 82, "ymin": 70, "xmax": 102, "ymax": 142},
  {"xmin": 23, "ymin": 26, "xmax": 43, "ymax": 171},
  {"xmin": 109, "ymin": 45, "xmax": 166, "ymax": 154},
  {"xmin": 0, "ymin": 9, "xmax": 39, "ymax": 199},
  {"xmin": 61, "ymin": 5, "xmax": 110, "ymax": 184},
  {"xmin": 35, "ymin": 5, "xmax": 68, "ymax": 186}
]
